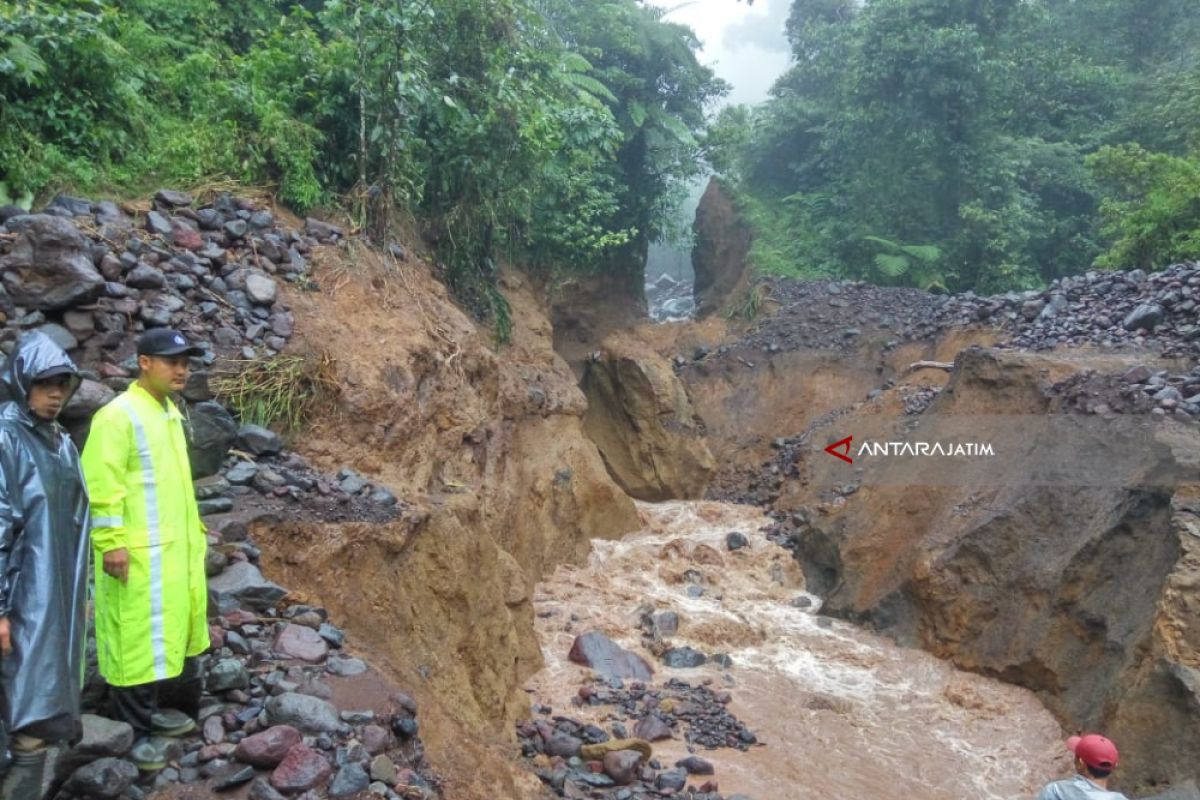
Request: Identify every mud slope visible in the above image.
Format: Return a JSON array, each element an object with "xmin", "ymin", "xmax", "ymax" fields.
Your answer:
[
  {"xmin": 759, "ymin": 347, "xmax": 1200, "ymax": 795},
  {"xmin": 254, "ymin": 246, "xmax": 638, "ymax": 800}
]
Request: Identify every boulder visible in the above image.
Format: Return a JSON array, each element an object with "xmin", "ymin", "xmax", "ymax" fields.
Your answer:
[
  {"xmin": 662, "ymin": 647, "xmax": 707, "ymax": 668},
  {"xmin": 63, "ymin": 757, "xmax": 138, "ymax": 799},
  {"xmin": 581, "ymin": 334, "xmax": 715, "ymax": 501},
  {"xmin": 568, "ymin": 631, "xmax": 654, "ymax": 681},
  {"xmin": 208, "ymin": 561, "xmax": 287, "ymax": 612},
  {"xmin": 273, "ymin": 623, "xmax": 329, "ymax": 663},
  {"xmin": 155, "ymin": 189, "xmax": 193, "ymax": 207},
  {"xmin": 270, "ymin": 743, "xmax": 332, "ymax": 793},
  {"xmin": 234, "ymin": 725, "xmax": 302, "ymax": 768},
  {"xmin": 265, "ymin": 693, "xmax": 340, "ymax": 734},
  {"xmin": 238, "ymin": 423, "xmax": 284, "ymax": 456},
  {"xmin": 63, "ymin": 379, "xmax": 116, "ymax": 420},
  {"xmin": 693, "ymin": 178, "xmax": 754, "ymax": 317},
  {"xmin": 33, "ymin": 322, "xmax": 78, "ymax": 352},
  {"xmin": 1123, "ymin": 303, "xmax": 1165, "ymax": 331},
  {"xmin": 208, "ymin": 658, "xmax": 251, "ymax": 692},
  {"xmin": 245, "ymin": 271, "xmax": 278, "ymax": 306},
  {"xmin": 52, "ymin": 714, "xmax": 136, "ymax": 785},
  {"xmin": 633, "ymin": 715, "xmax": 673, "ymax": 742},
  {"xmin": 329, "ymin": 763, "xmax": 370, "ymax": 797},
  {"xmin": 304, "ymin": 217, "xmax": 343, "ymax": 241},
  {"xmin": 603, "ymin": 750, "xmax": 644, "ymax": 786},
  {"xmin": 0, "ymin": 215, "xmax": 104, "ymax": 310},
  {"xmin": 139, "ymin": 293, "xmax": 185, "ymax": 327},
  {"xmin": 187, "ymin": 401, "xmax": 238, "ymax": 479},
  {"xmin": 48, "ymin": 195, "xmax": 93, "ymax": 216},
  {"xmin": 580, "ymin": 739, "xmax": 652, "ymax": 761}
]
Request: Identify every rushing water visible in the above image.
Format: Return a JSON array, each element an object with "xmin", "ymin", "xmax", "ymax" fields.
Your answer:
[{"xmin": 527, "ymin": 501, "xmax": 1071, "ymax": 800}]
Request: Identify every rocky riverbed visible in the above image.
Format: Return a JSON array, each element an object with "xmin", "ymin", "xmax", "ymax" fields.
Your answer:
[{"xmin": 520, "ymin": 502, "xmax": 1068, "ymax": 800}]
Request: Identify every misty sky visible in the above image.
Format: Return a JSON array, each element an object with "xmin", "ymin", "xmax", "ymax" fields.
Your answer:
[{"xmin": 646, "ymin": 0, "xmax": 792, "ymax": 107}]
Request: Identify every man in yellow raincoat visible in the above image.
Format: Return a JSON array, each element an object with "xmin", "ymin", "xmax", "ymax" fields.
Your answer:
[{"xmin": 81, "ymin": 329, "xmax": 210, "ymax": 771}]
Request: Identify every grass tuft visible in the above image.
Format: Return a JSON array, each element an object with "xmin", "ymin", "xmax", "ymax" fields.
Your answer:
[{"xmin": 212, "ymin": 354, "xmax": 337, "ymax": 433}]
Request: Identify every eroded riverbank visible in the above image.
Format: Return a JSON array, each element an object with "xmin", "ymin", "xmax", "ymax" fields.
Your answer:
[{"xmin": 524, "ymin": 501, "xmax": 1070, "ymax": 799}]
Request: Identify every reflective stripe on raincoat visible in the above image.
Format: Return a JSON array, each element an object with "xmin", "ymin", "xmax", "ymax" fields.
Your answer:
[
  {"xmin": 0, "ymin": 332, "xmax": 90, "ymax": 746},
  {"xmin": 81, "ymin": 382, "xmax": 209, "ymax": 687}
]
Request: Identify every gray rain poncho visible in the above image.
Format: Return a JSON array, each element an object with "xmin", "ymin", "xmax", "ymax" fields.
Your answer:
[{"xmin": 0, "ymin": 332, "xmax": 90, "ymax": 750}]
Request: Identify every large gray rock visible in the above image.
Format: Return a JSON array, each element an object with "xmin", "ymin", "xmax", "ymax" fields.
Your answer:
[
  {"xmin": 187, "ymin": 401, "xmax": 237, "ymax": 479},
  {"xmin": 139, "ymin": 292, "xmax": 185, "ymax": 327},
  {"xmin": 0, "ymin": 215, "xmax": 105, "ymax": 310},
  {"xmin": 63, "ymin": 757, "xmax": 139, "ymax": 799},
  {"xmin": 48, "ymin": 195, "xmax": 93, "ymax": 216},
  {"xmin": 63, "ymin": 379, "xmax": 116, "ymax": 420},
  {"xmin": 567, "ymin": 631, "xmax": 654, "ymax": 681},
  {"xmin": 238, "ymin": 424, "xmax": 284, "ymax": 456},
  {"xmin": 33, "ymin": 322, "xmax": 78, "ymax": 352},
  {"xmin": 208, "ymin": 658, "xmax": 251, "ymax": 692},
  {"xmin": 155, "ymin": 189, "xmax": 193, "ymax": 207},
  {"xmin": 208, "ymin": 561, "xmax": 287, "ymax": 612},
  {"xmin": 265, "ymin": 693, "xmax": 340, "ymax": 734},
  {"xmin": 245, "ymin": 271, "xmax": 278, "ymax": 306},
  {"xmin": 329, "ymin": 763, "xmax": 370, "ymax": 797},
  {"xmin": 125, "ymin": 264, "xmax": 165, "ymax": 290},
  {"xmin": 53, "ymin": 714, "xmax": 136, "ymax": 784},
  {"xmin": 1124, "ymin": 303, "xmax": 1165, "ymax": 331}
]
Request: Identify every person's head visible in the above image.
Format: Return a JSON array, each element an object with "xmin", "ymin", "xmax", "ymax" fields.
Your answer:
[
  {"xmin": 0, "ymin": 332, "xmax": 80, "ymax": 423},
  {"xmin": 136, "ymin": 329, "xmax": 203, "ymax": 398},
  {"xmin": 1068, "ymin": 734, "xmax": 1119, "ymax": 782},
  {"xmin": 27, "ymin": 368, "xmax": 76, "ymax": 421}
]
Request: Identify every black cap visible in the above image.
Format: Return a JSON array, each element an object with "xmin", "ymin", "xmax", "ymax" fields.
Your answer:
[
  {"xmin": 33, "ymin": 364, "xmax": 76, "ymax": 381},
  {"xmin": 137, "ymin": 329, "xmax": 205, "ymax": 357}
]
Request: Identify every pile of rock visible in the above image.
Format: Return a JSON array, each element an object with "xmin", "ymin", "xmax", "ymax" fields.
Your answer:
[
  {"xmin": 0, "ymin": 189, "xmax": 344, "ymax": 370},
  {"xmin": 976, "ymin": 265, "xmax": 1200, "ymax": 358},
  {"xmin": 517, "ymin": 677, "xmax": 757, "ymax": 800},
  {"xmin": 1047, "ymin": 363, "xmax": 1200, "ymax": 422},
  {"xmin": 194, "ymin": 421, "xmax": 404, "ymax": 525},
  {"xmin": 685, "ymin": 264, "xmax": 1200, "ymax": 366},
  {"xmin": 54, "ymin": 520, "xmax": 439, "ymax": 800},
  {"xmin": 0, "ymin": 191, "xmax": 406, "ymax": 520}
]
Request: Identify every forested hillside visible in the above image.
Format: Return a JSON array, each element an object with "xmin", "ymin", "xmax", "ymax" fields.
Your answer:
[
  {"xmin": 0, "ymin": 0, "xmax": 724, "ymax": 328},
  {"xmin": 710, "ymin": 0, "xmax": 1200, "ymax": 293}
]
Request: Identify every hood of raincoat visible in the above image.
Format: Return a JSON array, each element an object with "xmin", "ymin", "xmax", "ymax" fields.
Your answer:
[{"xmin": 0, "ymin": 331, "xmax": 81, "ymax": 417}]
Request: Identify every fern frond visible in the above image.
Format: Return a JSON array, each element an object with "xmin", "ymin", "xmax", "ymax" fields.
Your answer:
[{"xmin": 874, "ymin": 253, "xmax": 910, "ymax": 277}]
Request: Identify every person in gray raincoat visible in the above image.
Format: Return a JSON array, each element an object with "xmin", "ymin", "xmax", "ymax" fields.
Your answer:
[{"xmin": 0, "ymin": 332, "xmax": 90, "ymax": 799}]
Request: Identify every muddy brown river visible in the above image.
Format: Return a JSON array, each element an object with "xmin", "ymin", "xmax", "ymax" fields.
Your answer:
[{"xmin": 527, "ymin": 501, "xmax": 1071, "ymax": 800}]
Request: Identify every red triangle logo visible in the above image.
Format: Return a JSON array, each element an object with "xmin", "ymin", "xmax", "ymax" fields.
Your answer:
[{"xmin": 825, "ymin": 435, "xmax": 854, "ymax": 464}]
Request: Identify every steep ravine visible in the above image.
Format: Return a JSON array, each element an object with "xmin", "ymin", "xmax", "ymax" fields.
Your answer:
[
  {"xmin": 252, "ymin": 256, "xmax": 640, "ymax": 798},
  {"xmin": 578, "ymin": 299, "xmax": 1200, "ymax": 795}
]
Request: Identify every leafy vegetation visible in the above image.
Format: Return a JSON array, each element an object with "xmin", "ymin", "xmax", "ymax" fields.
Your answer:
[
  {"xmin": 710, "ymin": 0, "xmax": 1200, "ymax": 292},
  {"xmin": 0, "ymin": 0, "xmax": 723, "ymax": 330}
]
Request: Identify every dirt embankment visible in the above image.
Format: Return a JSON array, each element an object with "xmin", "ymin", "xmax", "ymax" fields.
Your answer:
[
  {"xmin": 624, "ymin": 286, "xmax": 1200, "ymax": 794},
  {"xmin": 253, "ymin": 248, "xmax": 639, "ymax": 799},
  {"xmin": 552, "ymin": 186, "xmax": 1200, "ymax": 793}
]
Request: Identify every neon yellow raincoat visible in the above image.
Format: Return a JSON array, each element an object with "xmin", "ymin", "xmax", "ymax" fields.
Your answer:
[{"xmin": 81, "ymin": 383, "xmax": 209, "ymax": 687}]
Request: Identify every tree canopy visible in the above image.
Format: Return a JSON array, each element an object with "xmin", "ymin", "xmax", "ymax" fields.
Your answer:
[
  {"xmin": 0, "ymin": 0, "xmax": 724, "ymax": 329},
  {"xmin": 710, "ymin": 0, "xmax": 1200, "ymax": 293}
]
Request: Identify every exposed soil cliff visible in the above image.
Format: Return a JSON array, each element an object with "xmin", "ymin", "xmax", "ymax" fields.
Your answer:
[
  {"xmin": 554, "ymin": 241, "xmax": 1200, "ymax": 794},
  {"xmin": 253, "ymin": 252, "xmax": 639, "ymax": 798},
  {"xmin": 580, "ymin": 332, "xmax": 715, "ymax": 500}
]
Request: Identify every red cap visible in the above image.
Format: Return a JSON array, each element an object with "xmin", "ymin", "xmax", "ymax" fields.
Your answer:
[{"xmin": 1067, "ymin": 734, "xmax": 1119, "ymax": 770}]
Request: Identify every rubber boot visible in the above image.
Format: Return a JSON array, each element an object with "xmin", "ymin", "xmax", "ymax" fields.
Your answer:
[{"xmin": 0, "ymin": 748, "xmax": 47, "ymax": 800}]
